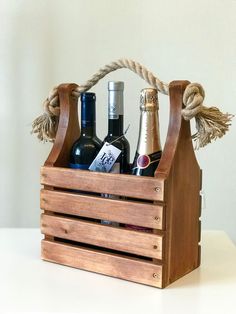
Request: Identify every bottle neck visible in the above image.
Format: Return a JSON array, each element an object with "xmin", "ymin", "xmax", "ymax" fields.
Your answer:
[
  {"xmin": 81, "ymin": 93, "xmax": 96, "ymax": 137},
  {"xmin": 81, "ymin": 123, "xmax": 96, "ymax": 137},
  {"xmin": 136, "ymin": 109, "xmax": 161, "ymax": 155},
  {"xmin": 108, "ymin": 115, "xmax": 124, "ymax": 136}
]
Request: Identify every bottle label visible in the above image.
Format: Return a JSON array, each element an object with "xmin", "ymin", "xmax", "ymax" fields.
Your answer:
[
  {"xmin": 132, "ymin": 150, "xmax": 162, "ymax": 176},
  {"xmin": 136, "ymin": 151, "xmax": 161, "ymax": 169},
  {"xmin": 89, "ymin": 142, "xmax": 121, "ymax": 172},
  {"xmin": 69, "ymin": 163, "xmax": 90, "ymax": 170}
]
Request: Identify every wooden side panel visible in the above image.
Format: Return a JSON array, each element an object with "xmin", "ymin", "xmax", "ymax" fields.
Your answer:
[
  {"xmin": 41, "ymin": 166, "xmax": 164, "ymax": 201},
  {"xmin": 40, "ymin": 189, "xmax": 164, "ymax": 230},
  {"xmin": 163, "ymin": 81, "xmax": 201, "ymax": 286},
  {"xmin": 42, "ymin": 240, "xmax": 163, "ymax": 288},
  {"xmin": 41, "ymin": 214, "xmax": 163, "ymax": 259}
]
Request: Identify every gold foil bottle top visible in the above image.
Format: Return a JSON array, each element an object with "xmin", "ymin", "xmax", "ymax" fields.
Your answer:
[{"xmin": 140, "ymin": 88, "xmax": 158, "ymax": 111}]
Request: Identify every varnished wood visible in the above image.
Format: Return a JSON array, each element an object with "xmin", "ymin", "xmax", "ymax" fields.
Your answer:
[
  {"xmin": 160, "ymin": 81, "xmax": 201, "ymax": 287},
  {"xmin": 42, "ymin": 240, "xmax": 163, "ymax": 288},
  {"xmin": 43, "ymin": 83, "xmax": 80, "ymax": 241},
  {"xmin": 41, "ymin": 213, "xmax": 163, "ymax": 259},
  {"xmin": 40, "ymin": 189, "xmax": 164, "ymax": 230},
  {"xmin": 40, "ymin": 81, "xmax": 202, "ymax": 288},
  {"xmin": 45, "ymin": 83, "xmax": 80, "ymax": 167},
  {"xmin": 41, "ymin": 166, "xmax": 164, "ymax": 201}
]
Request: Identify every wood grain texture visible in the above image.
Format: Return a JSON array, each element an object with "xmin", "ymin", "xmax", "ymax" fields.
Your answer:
[
  {"xmin": 41, "ymin": 213, "xmax": 163, "ymax": 259},
  {"xmin": 41, "ymin": 166, "xmax": 164, "ymax": 201},
  {"xmin": 40, "ymin": 81, "xmax": 202, "ymax": 288},
  {"xmin": 42, "ymin": 240, "xmax": 163, "ymax": 288},
  {"xmin": 40, "ymin": 189, "xmax": 164, "ymax": 230},
  {"xmin": 44, "ymin": 83, "xmax": 80, "ymax": 167},
  {"xmin": 161, "ymin": 81, "xmax": 201, "ymax": 287}
]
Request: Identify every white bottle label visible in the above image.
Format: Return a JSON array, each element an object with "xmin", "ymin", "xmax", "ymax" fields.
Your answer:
[{"xmin": 89, "ymin": 142, "xmax": 121, "ymax": 172}]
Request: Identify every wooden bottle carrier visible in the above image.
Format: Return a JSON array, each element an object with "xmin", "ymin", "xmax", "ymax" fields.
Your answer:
[{"xmin": 40, "ymin": 81, "xmax": 202, "ymax": 288}]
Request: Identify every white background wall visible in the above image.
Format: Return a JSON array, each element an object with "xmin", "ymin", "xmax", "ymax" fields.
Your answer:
[{"xmin": 0, "ymin": 0, "xmax": 235, "ymax": 242}]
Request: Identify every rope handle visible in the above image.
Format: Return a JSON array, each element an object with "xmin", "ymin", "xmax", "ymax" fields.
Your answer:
[{"xmin": 32, "ymin": 58, "xmax": 233, "ymax": 148}]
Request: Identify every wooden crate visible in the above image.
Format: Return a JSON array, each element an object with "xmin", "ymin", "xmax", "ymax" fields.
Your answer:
[{"xmin": 40, "ymin": 81, "xmax": 202, "ymax": 288}]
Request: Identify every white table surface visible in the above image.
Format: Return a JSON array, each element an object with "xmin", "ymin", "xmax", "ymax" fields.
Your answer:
[{"xmin": 0, "ymin": 229, "xmax": 235, "ymax": 314}]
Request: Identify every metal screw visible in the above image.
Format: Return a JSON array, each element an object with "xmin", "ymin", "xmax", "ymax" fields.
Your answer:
[
  {"xmin": 154, "ymin": 187, "xmax": 160, "ymax": 192},
  {"xmin": 153, "ymin": 273, "xmax": 159, "ymax": 279},
  {"xmin": 154, "ymin": 216, "xmax": 160, "ymax": 222},
  {"xmin": 153, "ymin": 245, "xmax": 158, "ymax": 250}
]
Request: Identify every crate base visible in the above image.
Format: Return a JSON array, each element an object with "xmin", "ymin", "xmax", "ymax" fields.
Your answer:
[{"xmin": 42, "ymin": 239, "xmax": 163, "ymax": 288}]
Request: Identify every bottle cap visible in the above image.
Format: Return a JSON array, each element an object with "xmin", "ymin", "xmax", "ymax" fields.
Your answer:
[
  {"xmin": 140, "ymin": 88, "xmax": 158, "ymax": 111},
  {"xmin": 108, "ymin": 82, "xmax": 124, "ymax": 119},
  {"xmin": 80, "ymin": 92, "xmax": 96, "ymax": 102},
  {"xmin": 108, "ymin": 81, "xmax": 124, "ymax": 91}
]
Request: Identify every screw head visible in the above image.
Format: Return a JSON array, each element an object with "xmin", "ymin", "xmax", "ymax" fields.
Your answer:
[
  {"xmin": 153, "ymin": 272, "xmax": 159, "ymax": 279},
  {"xmin": 153, "ymin": 245, "xmax": 158, "ymax": 250},
  {"xmin": 154, "ymin": 187, "xmax": 160, "ymax": 192},
  {"xmin": 154, "ymin": 216, "xmax": 160, "ymax": 222}
]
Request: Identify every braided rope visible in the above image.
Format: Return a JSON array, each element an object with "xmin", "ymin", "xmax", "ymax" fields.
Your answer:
[{"xmin": 32, "ymin": 58, "xmax": 233, "ymax": 148}]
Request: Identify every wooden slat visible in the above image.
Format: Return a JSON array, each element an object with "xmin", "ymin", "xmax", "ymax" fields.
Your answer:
[
  {"xmin": 40, "ymin": 189, "xmax": 164, "ymax": 230},
  {"xmin": 40, "ymin": 166, "xmax": 164, "ymax": 201},
  {"xmin": 42, "ymin": 240, "xmax": 163, "ymax": 288},
  {"xmin": 41, "ymin": 214, "xmax": 163, "ymax": 259}
]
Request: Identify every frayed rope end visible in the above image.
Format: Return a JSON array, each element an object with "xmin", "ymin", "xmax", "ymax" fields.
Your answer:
[
  {"xmin": 193, "ymin": 106, "xmax": 234, "ymax": 149},
  {"xmin": 31, "ymin": 113, "xmax": 59, "ymax": 143}
]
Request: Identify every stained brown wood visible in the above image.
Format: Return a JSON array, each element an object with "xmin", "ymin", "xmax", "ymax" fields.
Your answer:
[
  {"xmin": 41, "ymin": 213, "xmax": 163, "ymax": 259},
  {"xmin": 42, "ymin": 240, "xmax": 163, "ymax": 288},
  {"xmin": 40, "ymin": 81, "xmax": 202, "ymax": 288},
  {"xmin": 40, "ymin": 189, "xmax": 164, "ymax": 230},
  {"xmin": 159, "ymin": 81, "xmax": 201, "ymax": 287},
  {"xmin": 44, "ymin": 83, "xmax": 80, "ymax": 167},
  {"xmin": 40, "ymin": 166, "xmax": 164, "ymax": 201}
]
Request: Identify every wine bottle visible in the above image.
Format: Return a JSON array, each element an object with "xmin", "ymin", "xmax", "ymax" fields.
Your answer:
[
  {"xmin": 69, "ymin": 92, "xmax": 102, "ymax": 170},
  {"xmin": 102, "ymin": 81, "xmax": 130, "ymax": 226},
  {"xmin": 126, "ymin": 88, "xmax": 162, "ymax": 232},
  {"xmin": 103, "ymin": 81, "xmax": 130, "ymax": 174}
]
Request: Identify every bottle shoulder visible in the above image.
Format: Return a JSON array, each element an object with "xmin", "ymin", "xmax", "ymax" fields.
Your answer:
[
  {"xmin": 73, "ymin": 135, "xmax": 102, "ymax": 145},
  {"xmin": 71, "ymin": 135, "xmax": 102, "ymax": 152}
]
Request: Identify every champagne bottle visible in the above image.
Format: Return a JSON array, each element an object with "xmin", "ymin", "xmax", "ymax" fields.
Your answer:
[
  {"xmin": 69, "ymin": 92, "xmax": 102, "ymax": 170},
  {"xmin": 126, "ymin": 88, "xmax": 162, "ymax": 232},
  {"xmin": 132, "ymin": 88, "xmax": 162, "ymax": 176},
  {"xmin": 102, "ymin": 81, "xmax": 130, "ymax": 226}
]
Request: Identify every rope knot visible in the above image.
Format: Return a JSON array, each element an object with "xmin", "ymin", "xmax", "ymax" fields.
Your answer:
[
  {"xmin": 182, "ymin": 83, "xmax": 205, "ymax": 120},
  {"xmin": 181, "ymin": 83, "xmax": 233, "ymax": 148}
]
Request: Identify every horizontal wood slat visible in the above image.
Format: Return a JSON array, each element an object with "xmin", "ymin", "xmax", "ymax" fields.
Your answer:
[
  {"xmin": 40, "ymin": 189, "xmax": 164, "ymax": 230},
  {"xmin": 42, "ymin": 240, "xmax": 163, "ymax": 288},
  {"xmin": 41, "ymin": 214, "xmax": 163, "ymax": 259},
  {"xmin": 40, "ymin": 166, "xmax": 164, "ymax": 201}
]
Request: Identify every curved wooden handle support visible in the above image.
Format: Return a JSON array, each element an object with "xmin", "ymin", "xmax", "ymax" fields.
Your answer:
[
  {"xmin": 157, "ymin": 81, "xmax": 201, "ymax": 285},
  {"xmin": 155, "ymin": 80, "xmax": 198, "ymax": 178},
  {"xmin": 44, "ymin": 83, "xmax": 80, "ymax": 167}
]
